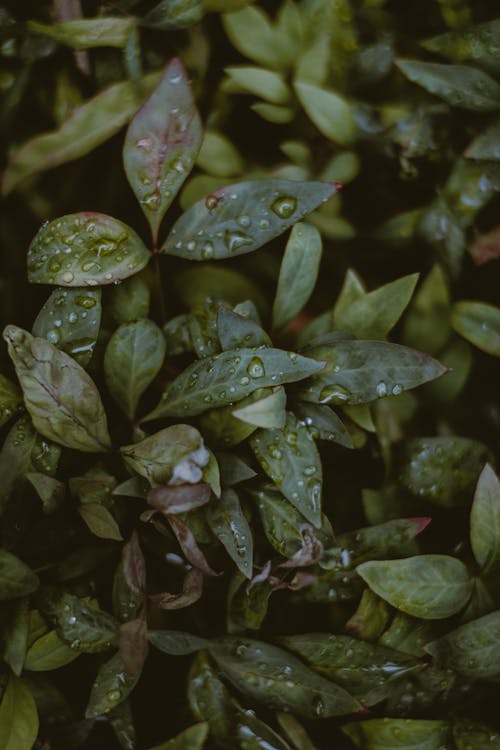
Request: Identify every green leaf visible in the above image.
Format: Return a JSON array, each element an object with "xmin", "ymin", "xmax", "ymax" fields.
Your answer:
[
  {"xmin": 294, "ymin": 81, "xmax": 357, "ymax": 145},
  {"xmin": 0, "ymin": 550, "xmax": 39, "ymax": 601},
  {"xmin": 227, "ymin": 572, "xmax": 272, "ymax": 632},
  {"xmin": 2, "ymin": 71, "xmax": 161, "ymax": 195},
  {"xmin": 470, "ymin": 464, "xmax": 500, "ymax": 573},
  {"xmin": 425, "ymin": 611, "xmax": 500, "ymax": 679},
  {"xmin": 342, "ymin": 718, "xmax": 450, "ymax": 749},
  {"xmin": 39, "ymin": 589, "xmax": 118, "ymax": 653},
  {"xmin": 3, "ymin": 326, "xmax": 111, "ymax": 453},
  {"xmin": 24, "ymin": 630, "xmax": 80, "ymax": 671},
  {"xmin": 422, "ymin": 19, "xmax": 500, "ymax": 75},
  {"xmin": 379, "ymin": 613, "xmax": 435, "ymax": 658},
  {"xmin": 175, "ymin": 265, "xmax": 267, "ymax": 313},
  {"xmin": 209, "ymin": 637, "xmax": 362, "ymax": 718},
  {"xmin": 85, "ymin": 650, "xmax": 139, "ymax": 718},
  {"xmin": 109, "ymin": 275, "xmax": 151, "ymax": 324},
  {"xmin": 397, "ymin": 59, "xmax": 500, "ymax": 111},
  {"xmin": 26, "ymin": 472, "xmax": 65, "ymax": 513},
  {"xmin": 121, "ymin": 425, "xmax": 208, "ymax": 484},
  {"xmin": 453, "ymin": 718, "xmax": 500, "ymax": 750},
  {"xmin": 272, "ymin": 223, "xmax": 322, "ymax": 329},
  {"xmin": 28, "ymin": 17, "xmax": 135, "ymax": 48},
  {"xmin": 250, "ymin": 411, "xmax": 322, "ymax": 527},
  {"xmin": 334, "ymin": 274, "xmax": 419, "ymax": 340},
  {"xmin": 217, "ymin": 307, "xmax": 271, "ymax": 350},
  {"xmin": 32, "ymin": 288, "xmax": 102, "ymax": 367},
  {"xmin": 143, "ymin": 0, "xmax": 204, "ymax": 29},
  {"xmin": 225, "ymin": 66, "xmax": 291, "ymax": 104},
  {"xmin": 280, "ymin": 633, "xmax": 421, "ymax": 706},
  {"xmin": 233, "ymin": 387, "xmax": 287, "ymax": 428},
  {"xmin": 222, "ymin": 6, "xmax": 289, "ymax": 69},
  {"xmin": 297, "ymin": 340, "xmax": 447, "ymax": 406},
  {"xmin": 251, "ymin": 102, "xmax": 295, "ymax": 123},
  {"xmin": 146, "ymin": 347, "xmax": 324, "ymax": 419},
  {"xmin": 335, "ymin": 518, "xmax": 431, "ymax": 568},
  {"xmin": 148, "ymin": 630, "xmax": 209, "ymax": 655},
  {"xmin": 466, "ymin": 117, "xmax": 500, "ymax": 160},
  {"xmin": 206, "ymin": 488, "xmax": 253, "ymax": 578},
  {"xmin": 0, "ymin": 676, "xmax": 39, "ymax": 750},
  {"xmin": 0, "ymin": 374, "xmax": 22, "ymax": 427},
  {"xmin": 196, "ymin": 131, "xmax": 243, "ymax": 178},
  {"xmin": 79, "ymin": 503, "xmax": 123, "ymax": 541},
  {"xmin": 217, "ymin": 453, "xmax": 256, "ymax": 486},
  {"xmin": 27, "ymin": 213, "xmax": 150, "ymax": 287},
  {"xmin": 451, "ymin": 300, "xmax": 500, "ymax": 356},
  {"xmin": 162, "ymin": 179, "xmax": 337, "ymax": 260},
  {"xmin": 357, "ymin": 555, "xmax": 473, "ymax": 619},
  {"xmin": 402, "ymin": 265, "xmax": 450, "ymax": 355},
  {"xmin": 2, "ymin": 599, "xmax": 29, "ymax": 676},
  {"xmin": 295, "ymin": 403, "xmax": 353, "ymax": 448},
  {"xmin": 398, "ymin": 437, "xmax": 490, "ymax": 506},
  {"xmin": 147, "ymin": 723, "xmax": 209, "ymax": 750},
  {"xmin": 104, "ymin": 320, "xmax": 166, "ymax": 420},
  {"xmin": 123, "ymin": 58, "xmax": 203, "ymax": 244}
]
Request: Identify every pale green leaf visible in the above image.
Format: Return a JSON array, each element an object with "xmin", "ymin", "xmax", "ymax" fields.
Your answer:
[
  {"xmin": 294, "ymin": 80, "xmax": 357, "ymax": 145},
  {"xmin": 470, "ymin": 464, "xmax": 500, "ymax": 573},
  {"xmin": 232, "ymin": 387, "xmax": 286, "ymax": 428},
  {"xmin": 466, "ymin": 117, "xmax": 500, "ymax": 160},
  {"xmin": 28, "ymin": 17, "xmax": 135, "ymax": 49},
  {"xmin": 225, "ymin": 66, "xmax": 291, "ymax": 104},
  {"xmin": 147, "ymin": 723, "xmax": 209, "ymax": 750},
  {"xmin": 403, "ymin": 265, "xmax": 451, "ymax": 355},
  {"xmin": 196, "ymin": 131, "xmax": 243, "ymax": 177},
  {"xmin": 451, "ymin": 300, "xmax": 500, "ymax": 356}
]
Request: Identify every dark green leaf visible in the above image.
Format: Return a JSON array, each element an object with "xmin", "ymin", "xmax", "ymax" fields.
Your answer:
[
  {"xmin": 217, "ymin": 307, "xmax": 270, "ymax": 350},
  {"xmin": 357, "ymin": 555, "xmax": 472, "ymax": 619},
  {"xmin": 336, "ymin": 518, "xmax": 431, "ymax": 568},
  {"xmin": 109, "ymin": 274, "xmax": 151, "ymax": 324},
  {"xmin": 206, "ymin": 487, "xmax": 253, "ymax": 578},
  {"xmin": 162, "ymin": 180, "xmax": 337, "ymax": 260},
  {"xmin": 38, "ymin": 589, "xmax": 118, "ymax": 652},
  {"xmin": 422, "ymin": 19, "xmax": 500, "ymax": 75},
  {"xmin": 79, "ymin": 503, "xmax": 123, "ymax": 541},
  {"xmin": 85, "ymin": 651, "xmax": 138, "ymax": 718},
  {"xmin": 0, "ymin": 373, "xmax": 22, "ymax": 427},
  {"xmin": 453, "ymin": 718, "xmax": 500, "ymax": 750},
  {"xmin": 342, "ymin": 718, "xmax": 450, "ymax": 749},
  {"xmin": 148, "ymin": 630, "xmax": 209, "ymax": 655},
  {"xmin": 2, "ymin": 599, "xmax": 29, "ymax": 675},
  {"xmin": 121, "ymin": 425, "xmax": 208, "ymax": 484},
  {"xmin": 425, "ymin": 611, "xmax": 500, "ymax": 679},
  {"xmin": 0, "ymin": 550, "xmax": 39, "ymax": 601},
  {"xmin": 217, "ymin": 452, "xmax": 257, "ymax": 486},
  {"xmin": 470, "ymin": 463, "xmax": 500, "ymax": 573},
  {"xmin": 451, "ymin": 301, "xmax": 500, "ymax": 356},
  {"xmin": 295, "ymin": 403, "xmax": 353, "ymax": 448},
  {"xmin": 0, "ymin": 676, "xmax": 39, "ymax": 750},
  {"xmin": 227, "ymin": 572, "xmax": 272, "ymax": 632}
]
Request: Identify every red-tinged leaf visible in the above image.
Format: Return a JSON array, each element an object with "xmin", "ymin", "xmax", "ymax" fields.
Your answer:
[
  {"xmin": 469, "ymin": 227, "xmax": 500, "ymax": 266},
  {"xmin": 167, "ymin": 515, "xmax": 218, "ymax": 577},
  {"xmin": 151, "ymin": 568, "xmax": 204, "ymax": 610},
  {"xmin": 122, "ymin": 531, "xmax": 146, "ymax": 594},
  {"xmin": 148, "ymin": 483, "xmax": 211, "ymax": 515},
  {"xmin": 123, "ymin": 58, "xmax": 203, "ymax": 245},
  {"xmin": 278, "ymin": 526, "xmax": 324, "ymax": 569},
  {"xmin": 118, "ymin": 615, "xmax": 149, "ymax": 679}
]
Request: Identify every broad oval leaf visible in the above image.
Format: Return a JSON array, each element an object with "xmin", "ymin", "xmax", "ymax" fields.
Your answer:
[
  {"xmin": 32, "ymin": 288, "xmax": 101, "ymax": 367},
  {"xmin": 24, "ymin": 630, "xmax": 80, "ymax": 671},
  {"xmin": 145, "ymin": 347, "xmax": 324, "ymax": 419},
  {"xmin": 217, "ymin": 307, "xmax": 271, "ymax": 350},
  {"xmin": 209, "ymin": 637, "xmax": 362, "ymax": 718},
  {"xmin": 3, "ymin": 326, "xmax": 111, "ymax": 452},
  {"xmin": 162, "ymin": 179, "xmax": 337, "ymax": 260},
  {"xmin": 206, "ymin": 488, "xmax": 253, "ymax": 578},
  {"xmin": 104, "ymin": 319, "xmax": 166, "ymax": 420},
  {"xmin": 27, "ymin": 213, "xmax": 150, "ymax": 287},
  {"xmin": 0, "ymin": 550, "xmax": 39, "ymax": 601},
  {"xmin": 109, "ymin": 275, "xmax": 151, "ymax": 324},
  {"xmin": 425, "ymin": 611, "xmax": 500, "ymax": 679},
  {"xmin": 0, "ymin": 676, "xmax": 39, "ymax": 750},
  {"xmin": 470, "ymin": 464, "xmax": 500, "ymax": 573},
  {"xmin": 38, "ymin": 589, "xmax": 118, "ymax": 653},
  {"xmin": 225, "ymin": 66, "xmax": 291, "ymax": 104},
  {"xmin": 451, "ymin": 300, "xmax": 500, "ymax": 356},
  {"xmin": 250, "ymin": 411, "xmax": 323, "ymax": 527},
  {"xmin": 294, "ymin": 81, "xmax": 357, "ymax": 146},
  {"xmin": 297, "ymin": 340, "xmax": 447, "ymax": 406},
  {"xmin": 357, "ymin": 555, "xmax": 473, "ymax": 619},
  {"xmin": 342, "ymin": 718, "xmax": 450, "ymax": 750},
  {"xmin": 397, "ymin": 59, "xmax": 500, "ymax": 112},
  {"xmin": 123, "ymin": 58, "xmax": 203, "ymax": 244},
  {"xmin": 272, "ymin": 222, "xmax": 323, "ymax": 330}
]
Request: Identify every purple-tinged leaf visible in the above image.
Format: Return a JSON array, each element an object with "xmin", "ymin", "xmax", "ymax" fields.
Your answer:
[
  {"xmin": 148, "ymin": 483, "xmax": 211, "ymax": 515},
  {"xmin": 118, "ymin": 615, "xmax": 149, "ymax": 679},
  {"xmin": 168, "ymin": 515, "xmax": 218, "ymax": 577},
  {"xmin": 151, "ymin": 568, "xmax": 204, "ymax": 610}
]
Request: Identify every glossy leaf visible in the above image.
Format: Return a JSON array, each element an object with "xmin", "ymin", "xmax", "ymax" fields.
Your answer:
[
  {"xmin": 453, "ymin": 718, "xmax": 500, "ymax": 750},
  {"xmin": 109, "ymin": 275, "xmax": 151, "ymax": 324},
  {"xmin": 217, "ymin": 307, "xmax": 271, "ymax": 350},
  {"xmin": 28, "ymin": 17, "xmax": 135, "ymax": 48},
  {"xmin": 85, "ymin": 651, "xmax": 139, "ymax": 718},
  {"xmin": 294, "ymin": 81, "xmax": 356, "ymax": 145},
  {"xmin": 38, "ymin": 589, "xmax": 118, "ymax": 652},
  {"xmin": 470, "ymin": 464, "xmax": 500, "ymax": 573},
  {"xmin": 143, "ymin": 0, "xmax": 204, "ymax": 29},
  {"xmin": 397, "ymin": 59, "xmax": 500, "ymax": 111},
  {"xmin": 233, "ymin": 386, "xmax": 287, "ymax": 428},
  {"xmin": 0, "ymin": 676, "xmax": 39, "ymax": 750},
  {"xmin": 104, "ymin": 319, "xmax": 166, "ymax": 420},
  {"xmin": 295, "ymin": 403, "xmax": 353, "ymax": 448},
  {"xmin": 297, "ymin": 340, "xmax": 447, "ymax": 406},
  {"xmin": 357, "ymin": 555, "xmax": 472, "ymax": 619},
  {"xmin": 162, "ymin": 179, "xmax": 337, "ymax": 260},
  {"xmin": 0, "ymin": 550, "xmax": 39, "ymax": 601},
  {"xmin": 451, "ymin": 300, "xmax": 500, "ymax": 356},
  {"xmin": 27, "ymin": 213, "xmax": 150, "ymax": 287},
  {"xmin": 250, "ymin": 411, "xmax": 322, "ymax": 527},
  {"xmin": 121, "ymin": 425, "xmax": 208, "ymax": 484},
  {"xmin": 32, "ymin": 288, "xmax": 101, "ymax": 367},
  {"xmin": 342, "ymin": 718, "xmax": 450, "ymax": 749},
  {"xmin": 147, "ymin": 723, "xmax": 209, "ymax": 750},
  {"xmin": 148, "ymin": 630, "xmax": 209, "ymax": 655},
  {"xmin": 4, "ymin": 326, "xmax": 111, "ymax": 452},
  {"xmin": 24, "ymin": 630, "xmax": 80, "ymax": 671},
  {"xmin": 0, "ymin": 373, "xmax": 22, "ymax": 427},
  {"xmin": 425, "ymin": 611, "xmax": 500, "ymax": 679},
  {"xmin": 123, "ymin": 58, "xmax": 203, "ymax": 243},
  {"xmin": 145, "ymin": 347, "xmax": 324, "ymax": 419},
  {"xmin": 209, "ymin": 637, "xmax": 362, "ymax": 718},
  {"xmin": 206, "ymin": 487, "xmax": 253, "ymax": 578}
]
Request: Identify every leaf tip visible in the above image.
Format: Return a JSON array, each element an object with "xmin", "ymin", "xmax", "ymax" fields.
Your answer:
[{"xmin": 404, "ymin": 516, "xmax": 432, "ymax": 534}]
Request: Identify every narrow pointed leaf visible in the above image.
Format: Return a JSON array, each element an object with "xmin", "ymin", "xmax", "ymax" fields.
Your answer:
[
  {"xmin": 148, "ymin": 630, "xmax": 209, "ymax": 655},
  {"xmin": 470, "ymin": 464, "xmax": 500, "ymax": 573},
  {"xmin": 233, "ymin": 386, "xmax": 286, "ymax": 428},
  {"xmin": 143, "ymin": 0, "xmax": 204, "ymax": 30},
  {"xmin": 206, "ymin": 488, "xmax": 253, "ymax": 578},
  {"xmin": 295, "ymin": 403, "xmax": 353, "ymax": 448},
  {"xmin": 451, "ymin": 301, "xmax": 500, "ymax": 356},
  {"xmin": 2, "ymin": 599, "xmax": 29, "ymax": 676},
  {"xmin": 294, "ymin": 81, "xmax": 356, "ymax": 145},
  {"xmin": 422, "ymin": 19, "xmax": 500, "ymax": 75},
  {"xmin": 28, "ymin": 17, "xmax": 135, "ymax": 48},
  {"xmin": 162, "ymin": 179, "xmax": 337, "ymax": 260},
  {"xmin": 425, "ymin": 611, "xmax": 500, "ymax": 679},
  {"xmin": 0, "ymin": 550, "xmax": 39, "ymax": 601},
  {"xmin": 27, "ymin": 213, "xmax": 150, "ymax": 287},
  {"xmin": 3, "ymin": 326, "xmax": 111, "ymax": 452},
  {"xmin": 357, "ymin": 555, "xmax": 472, "ymax": 619},
  {"xmin": 0, "ymin": 676, "xmax": 39, "ymax": 750},
  {"xmin": 85, "ymin": 651, "xmax": 138, "ymax": 718}
]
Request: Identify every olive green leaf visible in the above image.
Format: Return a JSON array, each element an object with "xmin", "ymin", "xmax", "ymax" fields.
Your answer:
[
  {"xmin": 38, "ymin": 589, "xmax": 118, "ymax": 653},
  {"xmin": 145, "ymin": 347, "xmax": 324, "ymax": 419},
  {"xmin": 398, "ymin": 437, "xmax": 490, "ymax": 506},
  {"xmin": 233, "ymin": 386, "xmax": 286, "ymax": 428},
  {"xmin": 227, "ymin": 571, "xmax": 272, "ymax": 631},
  {"xmin": 250, "ymin": 411, "xmax": 322, "ymax": 527},
  {"xmin": 3, "ymin": 326, "xmax": 111, "ymax": 452},
  {"xmin": 27, "ymin": 213, "xmax": 150, "ymax": 287},
  {"xmin": 425, "ymin": 611, "xmax": 500, "ymax": 679},
  {"xmin": 342, "ymin": 718, "xmax": 450, "ymax": 749},
  {"xmin": 164, "ymin": 314, "xmax": 194, "ymax": 356},
  {"xmin": 217, "ymin": 307, "xmax": 271, "ymax": 350},
  {"xmin": 85, "ymin": 651, "xmax": 138, "ymax": 718},
  {"xmin": 297, "ymin": 340, "xmax": 447, "ymax": 406},
  {"xmin": 379, "ymin": 613, "xmax": 435, "ymax": 658},
  {"xmin": 280, "ymin": 633, "xmax": 422, "ymax": 706},
  {"xmin": 197, "ymin": 131, "xmax": 243, "ymax": 177},
  {"xmin": 104, "ymin": 319, "xmax": 166, "ymax": 420},
  {"xmin": 345, "ymin": 589, "xmax": 390, "ymax": 642},
  {"xmin": 222, "ymin": 5, "xmax": 292, "ymax": 69},
  {"xmin": 294, "ymin": 81, "xmax": 356, "ymax": 145},
  {"xmin": 79, "ymin": 503, "xmax": 123, "ymax": 541},
  {"xmin": 0, "ymin": 373, "xmax": 22, "ymax": 427},
  {"xmin": 272, "ymin": 223, "xmax": 322, "ymax": 330},
  {"xmin": 121, "ymin": 425, "xmax": 208, "ymax": 484},
  {"xmin": 0, "ymin": 676, "xmax": 39, "ymax": 750},
  {"xmin": 334, "ymin": 274, "xmax": 419, "ymax": 340},
  {"xmin": 162, "ymin": 179, "xmax": 337, "ymax": 260},
  {"xmin": 28, "ymin": 17, "xmax": 135, "ymax": 49},
  {"xmin": 209, "ymin": 637, "xmax": 362, "ymax": 718},
  {"xmin": 143, "ymin": 0, "xmax": 204, "ymax": 29},
  {"xmin": 403, "ymin": 265, "xmax": 450, "ymax": 355},
  {"xmin": 147, "ymin": 723, "xmax": 209, "ymax": 750},
  {"xmin": 422, "ymin": 19, "xmax": 500, "ymax": 75},
  {"xmin": 148, "ymin": 630, "xmax": 209, "ymax": 655},
  {"xmin": 470, "ymin": 464, "xmax": 500, "ymax": 573},
  {"xmin": 252, "ymin": 102, "xmax": 294, "ymax": 123},
  {"xmin": 335, "ymin": 517, "xmax": 431, "ymax": 568},
  {"xmin": 24, "ymin": 630, "xmax": 80, "ymax": 671},
  {"xmin": 466, "ymin": 117, "xmax": 500, "ymax": 160},
  {"xmin": 206, "ymin": 488, "xmax": 253, "ymax": 578},
  {"xmin": 123, "ymin": 58, "xmax": 203, "ymax": 244},
  {"xmin": 295, "ymin": 403, "xmax": 353, "ymax": 448},
  {"xmin": 26, "ymin": 472, "xmax": 65, "ymax": 513},
  {"xmin": 0, "ymin": 550, "xmax": 39, "ymax": 601},
  {"xmin": 109, "ymin": 274, "xmax": 151, "ymax": 324},
  {"xmin": 357, "ymin": 555, "xmax": 473, "ymax": 619},
  {"xmin": 2, "ymin": 599, "xmax": 29, "ymax": 675},
  {"xmin": 1, "ymin": 71, "xmax": 161, "ymax": 196},
  {"xmin": 396, "ymin": 60, "xmax": 500, "ymax": 111},
  {"xmin": 225, "ymin": 66, "xmax": 291, "ymax": 104},
  {"xmin": 32, "ymin": 288, "xmax": 101, "ymax": 367},
  {"xmin": 453, "ymin": 718, "xmax": 500, "ymax": 750},
  {"xmin": 451, "ymin": 301, "xmax": 500, "ymax": 356},
  {"xmin": 189, "ymin": 300, "xmax": 226, "ymax": 357}
]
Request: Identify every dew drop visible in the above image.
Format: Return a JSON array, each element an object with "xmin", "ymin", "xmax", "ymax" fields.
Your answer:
[
  {"xmin": 319, "ymin": 384, "xmax": 350, "ymax": 404},
  {"xmin": 271, "ymin": 196, "xmax": 297, "ymax": 219},
  {"xmin": 224, "ymin": 229, "xmax": 253, "ymax": 253},
  {"xmin": 247, "ymin": 357, "xmax": 265, "ymax": 378}
]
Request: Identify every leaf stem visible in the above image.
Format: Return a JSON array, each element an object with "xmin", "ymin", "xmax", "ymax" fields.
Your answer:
[{"xmin": 153, "ymin": 253, "xmax": 167, "ymax": 326}]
